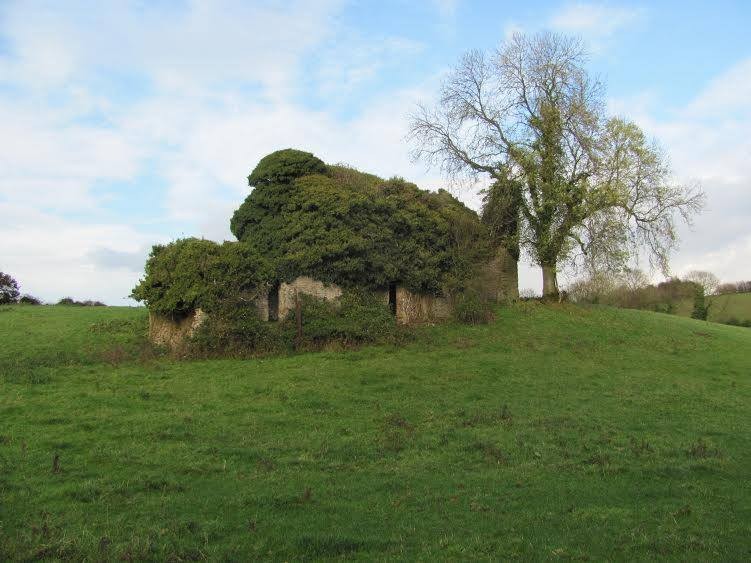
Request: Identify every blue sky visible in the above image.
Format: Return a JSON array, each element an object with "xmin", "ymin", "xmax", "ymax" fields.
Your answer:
[{"xmin": 1, "ymin": 0, "xmax": 750, "ymax": 304}]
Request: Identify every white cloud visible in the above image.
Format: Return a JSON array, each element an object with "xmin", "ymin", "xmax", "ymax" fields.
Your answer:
[
  {"xmin": 549, "ymin": 2, "xmax": 645, "ymax": 49},
  {"xmin": 0, "ymin": 1, "xmax": 344, "ymax": 99},
  {"xmin": 0, "ymin": 202, "xmax": 159, "ymax": 304},
  {"xmin": 3, "ymin": 0, "xmax": 746, "ymax": 305},
  {"xmin": 502, "ymin": 21, "xmax": 525, "ymax": 42},
  {"xmin": 431, "ymin": 0, "xmax": 459, "ymax": 21},
  {"xmin": 609, "ymin": 56, "xmax": 751, "ymax": 284}
]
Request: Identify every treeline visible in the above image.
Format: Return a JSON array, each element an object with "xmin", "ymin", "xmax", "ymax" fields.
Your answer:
[
  {"xmin": 567, "ymin": 273, "xmax": 699, "ymax": 314},
  {"xmin": 567, "ymin": 270, "xmax": 750, "ymax": 326},
  {"xmin": 0, "ymin": 270, "xmax": 106, "ymax": 306},
  {"xmin": 716, "ymin": 281, "xmax": 751, "ymax": 294}
]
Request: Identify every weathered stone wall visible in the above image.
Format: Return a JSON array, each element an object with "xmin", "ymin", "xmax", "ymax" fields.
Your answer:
[
  {"xmin": 149, "ymin": 308, "xmax": 207, "ymax": 350},
  {"xmin": 395, "ymin": 287, "xmax": 452, "ymax": 325},
  {"xmin": 254, "ymin": 289, "xmax": 270, "ymax": 321},
  {"xmin": 278, "ymin": 276, "xmax": 343, "ymax": 319},
  {"xmin": 480, "ymin": 247, "xmax": 519, "ymax": 302},
  {"xmin": 146, "ymin": 262, "xmax": 525, "ymax": 343}
]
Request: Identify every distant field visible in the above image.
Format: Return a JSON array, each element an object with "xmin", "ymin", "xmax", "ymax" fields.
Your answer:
[
  {"xmin": 1, "ymin": 303, "xmax": 750, "ymax": 560},
  {"xmin": 673, "ymin": 292, "xmax": 751, "ymax": 323}
]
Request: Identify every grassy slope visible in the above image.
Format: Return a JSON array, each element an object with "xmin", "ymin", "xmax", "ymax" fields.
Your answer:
[
  {"xmin": 1, "ymin": 303, "xmax": 750, "ymax": 560},
  {"xmin": 674, "ymin": 292, "xmax": 751, "ymax": 323}
]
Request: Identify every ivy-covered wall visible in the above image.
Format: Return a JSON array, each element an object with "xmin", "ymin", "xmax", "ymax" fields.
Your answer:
[{"xmin": 133, "ymin": 149, "xmax": 492, "ymax": 317}]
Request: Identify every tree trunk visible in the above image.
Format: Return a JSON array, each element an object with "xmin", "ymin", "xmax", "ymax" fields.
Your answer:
[{"xmin": 542, "ymin": 263, "xmax": 559, "ymax": 299}]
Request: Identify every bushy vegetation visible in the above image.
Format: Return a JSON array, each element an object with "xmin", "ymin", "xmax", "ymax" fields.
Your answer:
[
  {"xmin": 566, "ymin": 271, "xmax": 751, "ymax": 328},
  {"xmin": 230, "ymin": 151, "xmax": 488, "ymax": 295},
  {"xmin": 132, "ymin": 149, "xmax": 495, "ymax": 354},
  {"xmin": 188, "ymin": 298, "xmax": 281, "ymax": 358},
  {"xmin": 717, "ymin": 280, "xmax": 751, "ymax": 294},
  {"xmin": 131, "ymin": 238, "xmax": 272, "ymax": 317},
  {"xmin": 453, "ymin": 290, "xmax": 494, "ymax": 324},
  {"xmin": 0, "ymin": 272, "xmax": 20, "ymax": 304},
  {"xmin": 246, "ymin": 148, "xmax": 327, "ymax": 188},
  {"xmin": 567, "ymin": 273, "xmax": 700, "ymax": 314},
  {"xmin": 188, "ymin": 290, "xmax": 399, "ymax": 357},
  {"xmin": 57, "ymin": 297, "xmax": 106, "ymax": 307},
  {"xmin": 691, "ymin": 285, "xmax": 710, "ymax": 320},
  {"xmin": 286, "ymin": 290, "xmax": 398, "ymax": 348},
  {"xmin": 2, "ymin": 303, "xmax": 751, "ymax": 559}
]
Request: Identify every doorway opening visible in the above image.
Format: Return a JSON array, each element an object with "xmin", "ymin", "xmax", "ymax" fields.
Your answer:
[
  {"xmin": 268, "ymin": 282, "xmax": 280, "ymax": 321},
  {"xmin": 388, "ymin": 282, "xmax": 397, "ymax": 316}
]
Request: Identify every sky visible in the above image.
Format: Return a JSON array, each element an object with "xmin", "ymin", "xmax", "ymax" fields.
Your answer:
[{"xmin": 1, "ymin": 0, "xmax": 750, "ymax": 305}]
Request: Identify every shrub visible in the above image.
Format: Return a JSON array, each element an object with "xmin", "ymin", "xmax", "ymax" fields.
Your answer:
[
  {"xmin": 453, "ymin": 290, "xmax": 494, "ymax": 324},
  {"xmin": 57, "ymin": 297, "xmax": 106, "ymax": 306},
  {"xmin": 717, "ymin": 283, "xmax": 738, "ymax": 295},
  {"xmin": 725, "ymin": 318, "xmax": 751, "ymax": 328},
  {"xmin": 286, "ymin": 290, "xmax": 397, "ymax": 348},
  {"xmin": 19, "ymin": 294, "xmax": 42, "ymax": 305},
  {"xmin": 0, "ymin": 272, "xmax": 20, "ymax": 304},
  {"xmin": 189, "ymin": 299, "xmax": 280, "ymax": 357},
  {"xmin": 131, "ymin": 239, "xmax": 272, "ymax": 316},
  {"xmin": 691, "ymin": 286, "xmax": 709, "ymax": 320}
]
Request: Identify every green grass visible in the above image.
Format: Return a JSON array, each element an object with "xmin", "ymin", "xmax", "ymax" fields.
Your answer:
[
  {"xmin": 674, "ymin": 292, "xmax": 751, "ymax": 324},
  {"xmin": 1, "ymin": 302, "xmax": 750, "ymax": 560}
]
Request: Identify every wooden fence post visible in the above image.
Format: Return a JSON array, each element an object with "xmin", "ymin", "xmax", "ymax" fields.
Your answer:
[{"xmin": 295, "ymin": 291, "xmax": 303, "ymax": 343}]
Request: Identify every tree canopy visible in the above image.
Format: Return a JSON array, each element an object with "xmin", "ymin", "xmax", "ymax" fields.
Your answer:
[
  {"xmin": 0, "ymin": 272, "xmax": 20, "ymax": 304},
  {"xmin": 409, "ymin": 32, "xmax": 703, "ymax": 297}
]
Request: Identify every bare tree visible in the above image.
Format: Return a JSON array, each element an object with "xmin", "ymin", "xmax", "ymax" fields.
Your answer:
[
  {"xmin": 685, "ymin": 270, "xmax": 720, "ymax": 296},
  {"xmin": 619, "ymin": 268, "xmax": 649, "ymax": 292},
  {"xmin": 410, "ymin": 32, "xmax": 703, "ymax": 298}
]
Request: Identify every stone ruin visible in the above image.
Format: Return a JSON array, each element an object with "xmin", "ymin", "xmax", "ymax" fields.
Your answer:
[{"xmin": 149, "ymin": 275, "xmax": 458, "ymax": 349}]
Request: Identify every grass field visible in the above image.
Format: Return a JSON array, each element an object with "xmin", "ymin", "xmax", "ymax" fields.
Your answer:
[
  {"xmin": 674, "ymin": 292, "xmax": 751, "ymax": 324},
  {"xmin": 1, "ymin": 303, "xmax": 750, "ymax": 560}
]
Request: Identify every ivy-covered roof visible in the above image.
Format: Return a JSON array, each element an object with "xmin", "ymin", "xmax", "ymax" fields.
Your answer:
[{"xmin": 133, "ymin": 149, "xmax": 490, "ymax": 314}]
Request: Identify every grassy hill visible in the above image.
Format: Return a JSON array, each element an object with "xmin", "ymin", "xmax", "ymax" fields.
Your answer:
[
  {"xmin": 1, "ymin": 303, "xmax": 750, "ymax": 560},
  {"xmin": 673, "ymin": 292, "xmax": 751, "ymax": 324}
]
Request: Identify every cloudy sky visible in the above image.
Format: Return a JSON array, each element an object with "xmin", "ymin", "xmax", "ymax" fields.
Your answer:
[{"xmin": 1, "ymin": 0, "xmax": 749, "ymax": 304}]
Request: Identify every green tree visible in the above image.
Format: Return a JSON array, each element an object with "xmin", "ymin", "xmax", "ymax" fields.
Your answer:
[
  {"xmin": 0, "ymin": 272, "xmax": 20, "ymax": 304},
  {"xmin": 410, "ymin": 32, "xmax": 703, "ymax": 298},
  {"xmin": 691, "ymin": 285, "xmax": 710, "ymax": 321}
]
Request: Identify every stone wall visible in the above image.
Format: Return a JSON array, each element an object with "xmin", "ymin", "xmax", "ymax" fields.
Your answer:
[
  {"xmin": 480, "ymin": 247, "xmax": 519, "ymax": 302},
  {"xmin": 394, "ymin": 286, "xmax": 453, "ymax": 325},
  {"xmin": 254, "ymin": 288, "xmax": 270, "ymax": 321},
  {"xmin": 148, "ymin": 308, "xmax": 207, "ymax": 350},
  {"xmin": 147, "ymin": 277, "xmax": 461, "ymax": 349},
  {"xmin": 278, "ymin": 276, "xmax": 343, "ymax": 319}
]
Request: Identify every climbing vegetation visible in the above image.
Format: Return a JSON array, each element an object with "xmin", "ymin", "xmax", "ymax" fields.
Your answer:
[
  {"xmin": 231, "ymin": 154, "xmax": 489, "ymax": 295},
  {"xmin": 135, "ymin": 149, "xmax": 491, "ymax": 319},
  {"xmin": 131, "ymin": 238, "xmax": 272, "ymax": 316}
]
